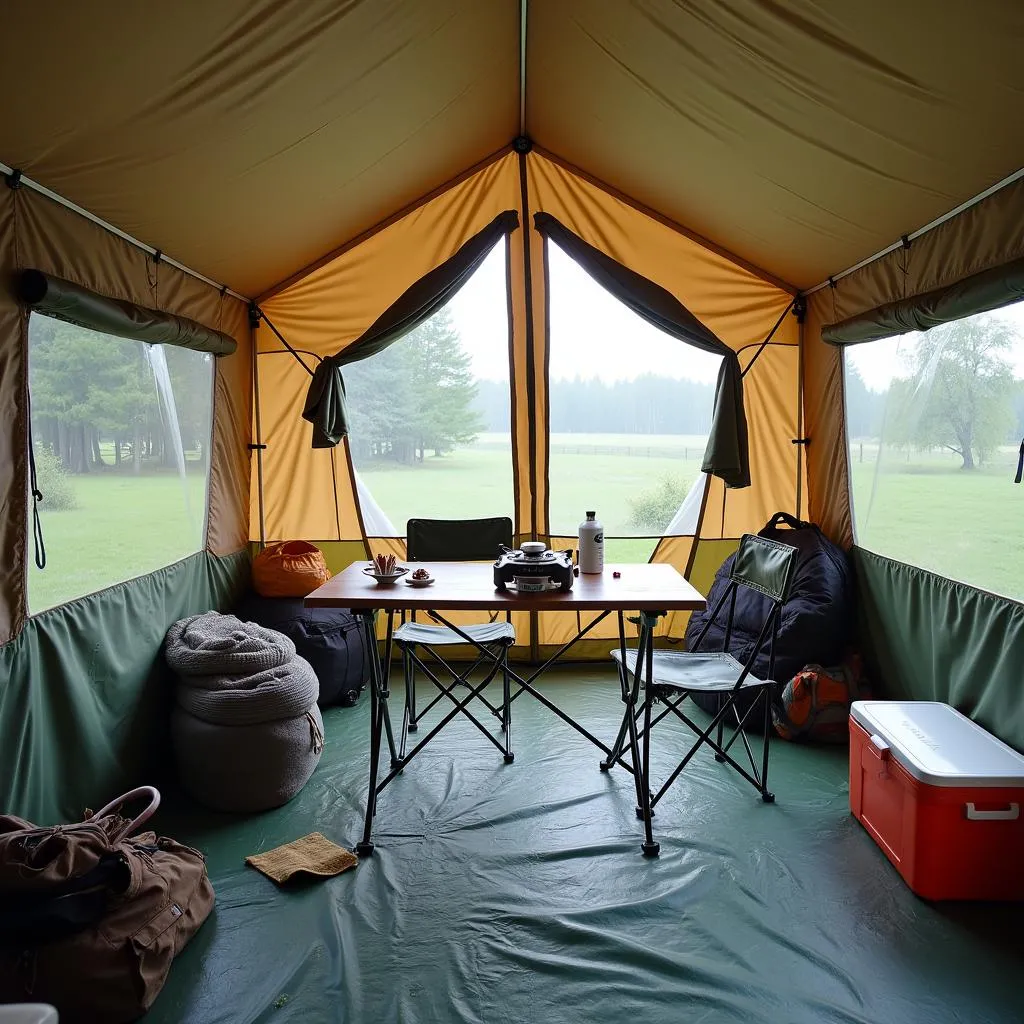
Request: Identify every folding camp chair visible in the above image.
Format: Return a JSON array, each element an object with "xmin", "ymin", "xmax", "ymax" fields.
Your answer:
[
  {"xmin": 395, "ymin": 517, "xmax": 516, "ymax": 763},
  {"xmin": 610, "ymin": 533, "xmax": 798, "ymax": 853}
]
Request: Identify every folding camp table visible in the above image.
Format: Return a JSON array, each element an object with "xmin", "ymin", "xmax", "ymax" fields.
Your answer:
[{"xmin": 306, "ymin": 562, "xmax": 705, "ymax": 854}]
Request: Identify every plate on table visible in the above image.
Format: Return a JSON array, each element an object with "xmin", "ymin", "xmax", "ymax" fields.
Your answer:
[{"xmin": 405, "ymin": 573, "xmax": 435, "ymax": 588}]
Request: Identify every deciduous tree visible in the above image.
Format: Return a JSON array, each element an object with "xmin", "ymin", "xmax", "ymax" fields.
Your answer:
[{"xmin": 892, "ymin": 316, "xmax": 1015, "ymax": 470}]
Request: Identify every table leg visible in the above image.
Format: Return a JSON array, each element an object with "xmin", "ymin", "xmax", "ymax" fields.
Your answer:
[
  {"xmin": 600, "ymin": 611, "xmax": 638, "ymax": 772},
  {"xmin": 378, "ymin": 611, "xmax": 401, "ymax": 769},
  {"xmin": 357, "ymin": 609, "xmax": 387, "ymax": 857},
  {"xmin": 501, "ymin": 644, "xmax": 514, "ymax": 764},
  {"xmin": 638, "ymin": 611, "xmax": 661, "ymax": 857}
]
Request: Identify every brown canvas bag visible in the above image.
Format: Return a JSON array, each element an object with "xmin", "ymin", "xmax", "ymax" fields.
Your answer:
[{"xmin": 0, "ymin": 787, "xmax": 214, "ymax": 1023}]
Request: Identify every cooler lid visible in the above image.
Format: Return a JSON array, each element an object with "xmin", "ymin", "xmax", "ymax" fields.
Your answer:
[{"xmin": 850, "ymin": 701, "xmax": 1024, "ymax": 788}]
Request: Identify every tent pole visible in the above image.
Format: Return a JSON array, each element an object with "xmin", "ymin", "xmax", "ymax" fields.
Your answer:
[
  {"xmin": 795, "ymin": 299, "xmax": 806, "ymax": 520},
  {"xmin": 0, "ymin": 161, "xmax": 250, "ymax": 304},
  {"xmin": 249, "ymin": 308, "xmax": 267, "ymax": 549},
  {"xmin": 804, "ymin": 165, "xmax": 1024, "ymax": 297},
  {"xmin": 519, "ymin": 0, "xmax": 529, "ymax": 136}
]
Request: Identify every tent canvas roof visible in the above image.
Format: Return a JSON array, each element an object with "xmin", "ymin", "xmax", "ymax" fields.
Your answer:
[{"xmin": 2, "ymin": 0, "xmax": 1022, "ymax": 296}]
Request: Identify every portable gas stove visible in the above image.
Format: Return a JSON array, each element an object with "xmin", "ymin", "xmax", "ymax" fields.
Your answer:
[{"xmin": 493, "ymin": 541, "xmax": 575, "ymax": 593}]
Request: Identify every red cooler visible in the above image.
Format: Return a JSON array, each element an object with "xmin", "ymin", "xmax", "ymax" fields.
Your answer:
[{"xmin": 849, "ymin": 700, "xmax": 1024, "ymax": 901}]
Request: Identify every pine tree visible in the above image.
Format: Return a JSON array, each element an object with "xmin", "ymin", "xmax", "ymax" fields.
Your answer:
[{"xmin": 345, "ymin": 307, "xmax": 482, "ymax": 464}]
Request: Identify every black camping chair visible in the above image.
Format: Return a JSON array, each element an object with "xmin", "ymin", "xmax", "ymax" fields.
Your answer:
[
  {"xmin": 394, "ymin": 517, "xmax": 516, "ymax": 762},
  {"xmin": 611, "ymin": 533, "xmax": 798, "ymax": 849}
]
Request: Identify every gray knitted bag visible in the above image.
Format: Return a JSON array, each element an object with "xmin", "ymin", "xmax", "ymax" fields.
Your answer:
[
  {"xmin": 165, "ymin": 612, "xmax": 295, "ymax": 676},
  {"xmin": 176, "ymin": 658, "xmax": 320, "ymax": 726}
]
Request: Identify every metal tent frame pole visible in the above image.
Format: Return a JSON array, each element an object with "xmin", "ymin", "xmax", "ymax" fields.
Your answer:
[
  {"xmin": 0, "ymin": 160, "xmax": 250, "ymax": 304},
  {"xmin": 804, "ymin": 165, "xmax": 1024, "ymax": 297}
]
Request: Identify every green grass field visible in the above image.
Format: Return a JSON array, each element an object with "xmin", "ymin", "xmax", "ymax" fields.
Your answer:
[
  {"xmin": 848, "ymin": 444, "xmax": 1024, "ymax": 600},
  {"xmin": 28, "ymin": 434, "xmax": 1024, "ymax": 613},
  {"xmin": 357, "ymin": 440, "xmax": 705, "ymax": 536},
  {"xmin": 29, "ymin": 473, "xmax": 207, "ymax": 612}
]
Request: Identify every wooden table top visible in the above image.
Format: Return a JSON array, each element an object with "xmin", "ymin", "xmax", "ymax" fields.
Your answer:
[{"xmin": 305, "ymin": 561, "xmax": 706, "ymax": 612}]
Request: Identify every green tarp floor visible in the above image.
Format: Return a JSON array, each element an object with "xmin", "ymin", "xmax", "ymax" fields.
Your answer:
[{"xmin": 147, "ymin": 667, "xmax": 1022, "ymax": 1023}]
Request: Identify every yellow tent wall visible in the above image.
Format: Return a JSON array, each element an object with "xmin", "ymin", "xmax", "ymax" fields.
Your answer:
[{"xmin": 254, "ymin": 145, "xmax": 799, "ymax": 655}]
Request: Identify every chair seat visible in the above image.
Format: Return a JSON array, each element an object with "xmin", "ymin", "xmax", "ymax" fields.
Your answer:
[
  {"xmin": 395, "ymin": 621, "xmax": 516, "ymax": 647},
  {"xmin": 611, "ymin": 649, "xmax": 770, "ymax": 692}
]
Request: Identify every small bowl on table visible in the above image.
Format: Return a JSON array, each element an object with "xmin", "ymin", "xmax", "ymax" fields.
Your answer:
[
  {"xmin": 405, "ymin": 567, "xmax": 435, "ymax": 588},
  {"xmin": 362, "ymin": 565, "xmax": 409, "ymax": 586}
]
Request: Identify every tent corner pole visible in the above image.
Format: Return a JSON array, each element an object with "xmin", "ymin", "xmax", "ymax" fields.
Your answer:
[
  {"xmin": 249, "ymin": 305, "xmax": 267, "ymax": 549},
  {"xmin": 795, "ymin": 296, "xmax": 806, "ymax": 520}
]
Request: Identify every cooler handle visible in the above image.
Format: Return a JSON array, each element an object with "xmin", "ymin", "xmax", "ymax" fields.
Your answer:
[
  {"xmin": 965, "ymin": 802, "xmax": 1019, "ymax": 821},
  {"xmin": 868, "ymin": 733, "xmax": 890, "ymax": 759}
]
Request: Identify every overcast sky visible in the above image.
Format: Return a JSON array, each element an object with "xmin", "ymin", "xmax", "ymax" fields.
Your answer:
[
  {"xmin": 844, "ymin": 303, "xmax": 1024, "ymax": 390},
  {"xmin": 449, "ymin": 240, "xmax": 1024, "ymax": 393},
  {"xmin": 448, "ymin": 242, "xmax": 722, "ymax": 385}
]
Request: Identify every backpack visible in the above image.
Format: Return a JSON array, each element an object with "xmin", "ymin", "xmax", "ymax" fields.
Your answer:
[
  {"xmin": 684, "ymin": 512, "xmax": 854, "ymax": 729},
  {"xmin": 235, "ymin": 592, "xmax": 369, "ymax": 708},
  {"xmin": 772, "ymin": 656, "xmax": 870, "ymax": 743},
  {"xmin": 0, "ymin": 787, "xmax": 214, "ymax": 1023}
]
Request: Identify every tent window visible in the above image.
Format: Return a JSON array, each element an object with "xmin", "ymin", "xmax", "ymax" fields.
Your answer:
[
  {"xmin": 843, "ymin": 300, "xmax": 1024, "ymax": 599},
  {"xmin": 546, "ymin": 244, "xmax": 721, "ymax": 560},
  {"xmin": 346, "ymin": 241, "xmax": 513, "ymax": 535},
  {"xmin": 27, "ymin": 313, "xmax": 214, "ymax": 613}
]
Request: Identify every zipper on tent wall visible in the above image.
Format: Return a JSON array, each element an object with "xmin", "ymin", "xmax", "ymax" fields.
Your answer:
[
  {"xmin": 515, "ymin": 142, "xmax": 538, "ymax": 545},
  {"xmin": 514, "ymin": 139, "xmax": 543, "ymax": 663}
]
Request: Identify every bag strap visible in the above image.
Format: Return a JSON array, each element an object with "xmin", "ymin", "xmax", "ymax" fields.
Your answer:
[
  {"xmin": 92, "ymin": 786, "xmax": 161, "ymax": 843},
  {"xmin": 762, "ymin": 511, "xmax": 812, "ymax": 532}
]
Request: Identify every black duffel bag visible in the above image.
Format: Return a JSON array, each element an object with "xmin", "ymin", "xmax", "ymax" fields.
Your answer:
[
  {"xmin": 684, "ymin": 512, "xmax": 853, "ymax": 727},
  {"xmin": 235, "ymin": 592, "xmax": 368, "ymax": 707}
]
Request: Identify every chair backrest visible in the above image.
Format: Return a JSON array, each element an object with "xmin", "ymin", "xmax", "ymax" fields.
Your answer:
[
  {"xmin": 729, "ymin": 533, "xmax": 799, "ymax": 605},
  {"xmin": 406, "ymin": 517, "xmax": 513, "ymax": 562},
  {"xmin": 691, "ymin": 533, "xmax": 799, "ymax": 685}
]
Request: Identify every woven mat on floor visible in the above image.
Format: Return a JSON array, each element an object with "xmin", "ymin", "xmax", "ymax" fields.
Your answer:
[{"xmin": 246, "ymin": 832, "xmax": 357, "ymax": 885}]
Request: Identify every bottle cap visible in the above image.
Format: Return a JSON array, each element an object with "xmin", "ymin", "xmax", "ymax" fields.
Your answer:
[{"xmin": 586, "ymin": 511, "xmax": 596, "ymax": 518}]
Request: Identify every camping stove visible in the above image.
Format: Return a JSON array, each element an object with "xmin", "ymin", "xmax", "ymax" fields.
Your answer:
[{"xmin": 493, "ymin": 542, "xmax": 575, "ymax": 593}]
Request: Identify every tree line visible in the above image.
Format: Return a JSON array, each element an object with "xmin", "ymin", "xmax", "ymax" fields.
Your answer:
[
  {"xmin": 29, "ymin": 316, "xmax": 212, "ymax": 475},
  {"xmin": 474, "ymin": 374, "xmax": 716, "ymax": 434}
]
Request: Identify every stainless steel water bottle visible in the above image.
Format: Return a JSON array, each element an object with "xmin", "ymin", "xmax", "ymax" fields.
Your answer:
[{"xmin": 578, "ymin": 511, "xmax": 604, "ymax": 574}]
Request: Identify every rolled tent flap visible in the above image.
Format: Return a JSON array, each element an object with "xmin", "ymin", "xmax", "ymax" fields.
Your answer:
[
  {"xmin": 533, "ymin": 212, "xmax": 750, "ymax": 488},
  {"xmin": 302, "ymin": 209, "xmax": 520, "ymax": 448},
  {"xmin": 17, "ymin": 269, "xmax": 237, "ymax": 355},
  {"xmin": 822, "ymin": 256, "xmax": 1024, "ymax": 345}
]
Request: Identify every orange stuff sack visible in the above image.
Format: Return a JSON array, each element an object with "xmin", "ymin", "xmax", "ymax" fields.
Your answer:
[
  {"xmin": 773, "ymin": 655, "xmax": 869, "ymax": 744},
  {"xmin": 252, "ymin": 541, "xmax": 331, "ymax": 598}
]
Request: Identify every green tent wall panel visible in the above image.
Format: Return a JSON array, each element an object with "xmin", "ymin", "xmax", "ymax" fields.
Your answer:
[
  {"xmin": 853, "ymin": 546, "xmax": 1024, "ymax": 753},
  {"xmin": 0, "ymin": 550, "xmax": 249, "ymax": 823}
]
